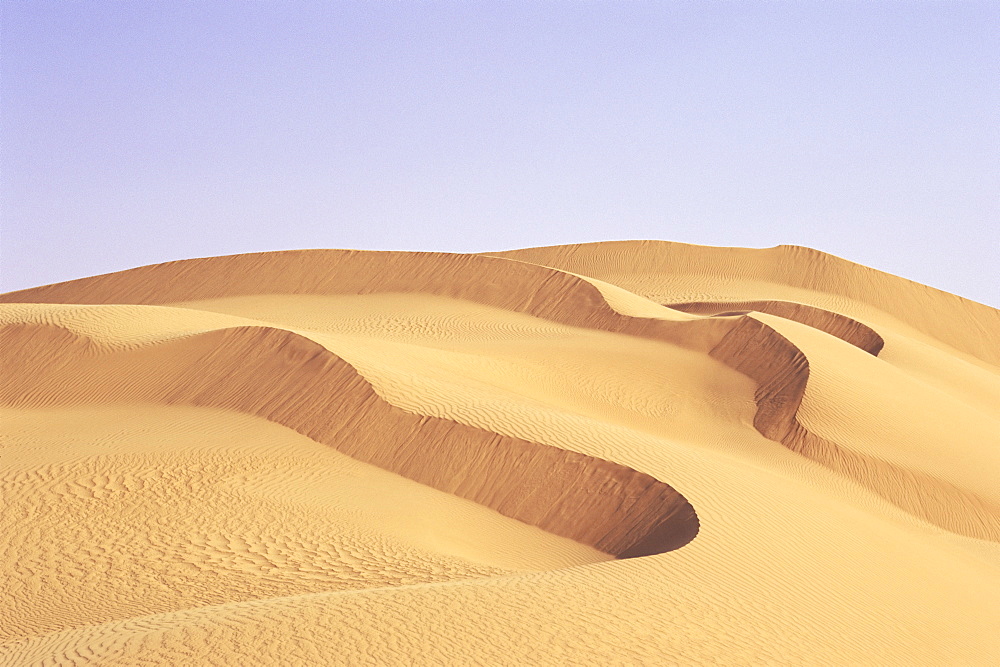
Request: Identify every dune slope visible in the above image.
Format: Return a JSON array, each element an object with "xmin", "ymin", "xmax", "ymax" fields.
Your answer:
[{"xmin": 2, "ymin": 242, "xmax": 998, "ymax": 665}]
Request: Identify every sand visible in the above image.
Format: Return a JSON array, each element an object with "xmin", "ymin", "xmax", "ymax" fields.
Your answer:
[{"xmin": 1, "ymin": 241, "xmax": 998, "ymax": 665}]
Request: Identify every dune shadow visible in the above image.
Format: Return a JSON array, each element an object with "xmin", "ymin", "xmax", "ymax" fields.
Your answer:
[{"xmin": 0, "ymin": 323, "xmax": 700, "ymax": 559}]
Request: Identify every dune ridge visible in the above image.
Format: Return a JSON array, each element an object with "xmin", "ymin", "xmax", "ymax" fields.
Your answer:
[
  {"xmin": 0, "ymin": 249, "xmax": 736, "ymax": 353},
  {"xmin": 488, "ymin": 240, "xmax": 999, "ymax": 365},
  {"xmin": 489, "ymin": 244, "xmax": 1000, "ymax": 539},
  {"xmin": 710, "ymin": 316, "xmax": 1000, "ymax": 541},
  {"xmin": 0, "ymin": 321, "xmax": 698, "ymax": 558},
  {"xmin": 669, "ymin": 299, "xmax": 885, "ymax": 355}
]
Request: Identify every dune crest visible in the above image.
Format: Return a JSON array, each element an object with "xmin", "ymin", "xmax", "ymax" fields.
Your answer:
[
  {"xmin": 709, "ymin": 315, "xmax": 1000, "ymax": 541},
  {"xmin": 0, "ymin": 322, "xmax": 698, "ymax": 559},
  {"xmin": 490, "ymin": 243, "xmax": 1000, "ymax": 539},
  {"xmin": 669, "ymin": 299, "xmax": 885, "ymax": 355},
  {"xmin": 488, "ymin": 240, "xmax": 1000, "ymax": 365}
]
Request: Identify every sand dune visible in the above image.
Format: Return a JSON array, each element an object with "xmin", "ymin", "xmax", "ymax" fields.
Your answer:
[
  {"xmin": 0, "ymin": 322, "xmax": 697, "ymax": 559},
  {"xmin": 2, "ymin": 242, "xmax": 998, "ymax": 665}
]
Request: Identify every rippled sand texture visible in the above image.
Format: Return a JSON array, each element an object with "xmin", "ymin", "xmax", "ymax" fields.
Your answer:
[{"xmin": 2, "ymin": 241, "xmax": 998, "ymax": 665}]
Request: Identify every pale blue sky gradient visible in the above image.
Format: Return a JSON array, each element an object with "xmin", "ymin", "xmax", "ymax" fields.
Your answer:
[{"xmin": 3, "ymin": 1, "xmax": 998, "ymax": 305}]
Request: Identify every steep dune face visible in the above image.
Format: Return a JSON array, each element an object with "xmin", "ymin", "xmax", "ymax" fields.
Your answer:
[
  {"xmin": 0, "ymin": 249, "xmax": 736, "ymax": 354},
  {"xmin": 2, "ymin": 242, "xmax": 999, "ymax": 665},
  {"xmin": 489, "ymin": 240, "xmax": 999, "ymax": 365},
  {"xmin": 709, "ymin": 316, "xmax": 1000, "ymax": 541},
  {"xmin": 492, "ymin": 243, "xmax": 1000, "ymax": 540},
  {"xmin": 670, "ymin": 299, "xmax": 885, "ymax": 355},
  {"xmin": 0, "ymin": 322, "xmax": 698, "ymax": 559}
]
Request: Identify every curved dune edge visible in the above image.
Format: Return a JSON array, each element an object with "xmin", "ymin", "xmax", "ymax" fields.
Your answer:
[
  {"xmin": 1, "ymin": 249, "xmax": 994, "ymax": 540},
  {"xmin": 486, "ymin": 240, "xmax": 1000, "ymax": 366},
  {"xmin": 712, "ymin": 316, "xmax": 1000, "ymax": 542},
  {"xmin": 0, "ymin": 322, "xmax": 699, "ymax": 559},
  {"xmin": 668, "ymin": 300, "xmax": 885, "ymax": 355},
  {"xmin": 0, "ymin": 249, "xmax": 737, "ymax": 354}
]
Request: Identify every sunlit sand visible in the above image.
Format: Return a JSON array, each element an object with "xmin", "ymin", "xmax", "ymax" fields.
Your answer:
[{"xmin": 2, "ymin": 241, "xmax": 998, "ymax": 664}]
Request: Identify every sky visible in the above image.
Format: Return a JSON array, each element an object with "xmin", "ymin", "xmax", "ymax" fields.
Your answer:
[{"xmin": 2, "ymin": 1, "xmax": 998, "ymax": 305}]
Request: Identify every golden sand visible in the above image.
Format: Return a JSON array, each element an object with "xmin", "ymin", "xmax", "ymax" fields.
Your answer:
[{"xmin": 2, "ymin": 242, "xmax": 998, "ymax": 665}]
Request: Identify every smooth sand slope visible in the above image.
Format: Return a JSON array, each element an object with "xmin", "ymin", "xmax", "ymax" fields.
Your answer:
[{"xmin": 2, "ymin": 242, "xmax": 998, "ymax": 665}]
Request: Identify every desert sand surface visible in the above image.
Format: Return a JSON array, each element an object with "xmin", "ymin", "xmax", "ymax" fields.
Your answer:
[{"xmin": 2, "ymin": 240, "xmax": 999, "ymax": 665}]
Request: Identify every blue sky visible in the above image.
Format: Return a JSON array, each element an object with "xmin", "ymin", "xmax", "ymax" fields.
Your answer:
[{"xmin": 3, "ymin": 1, "xmax": 998, "ymax": 305}]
